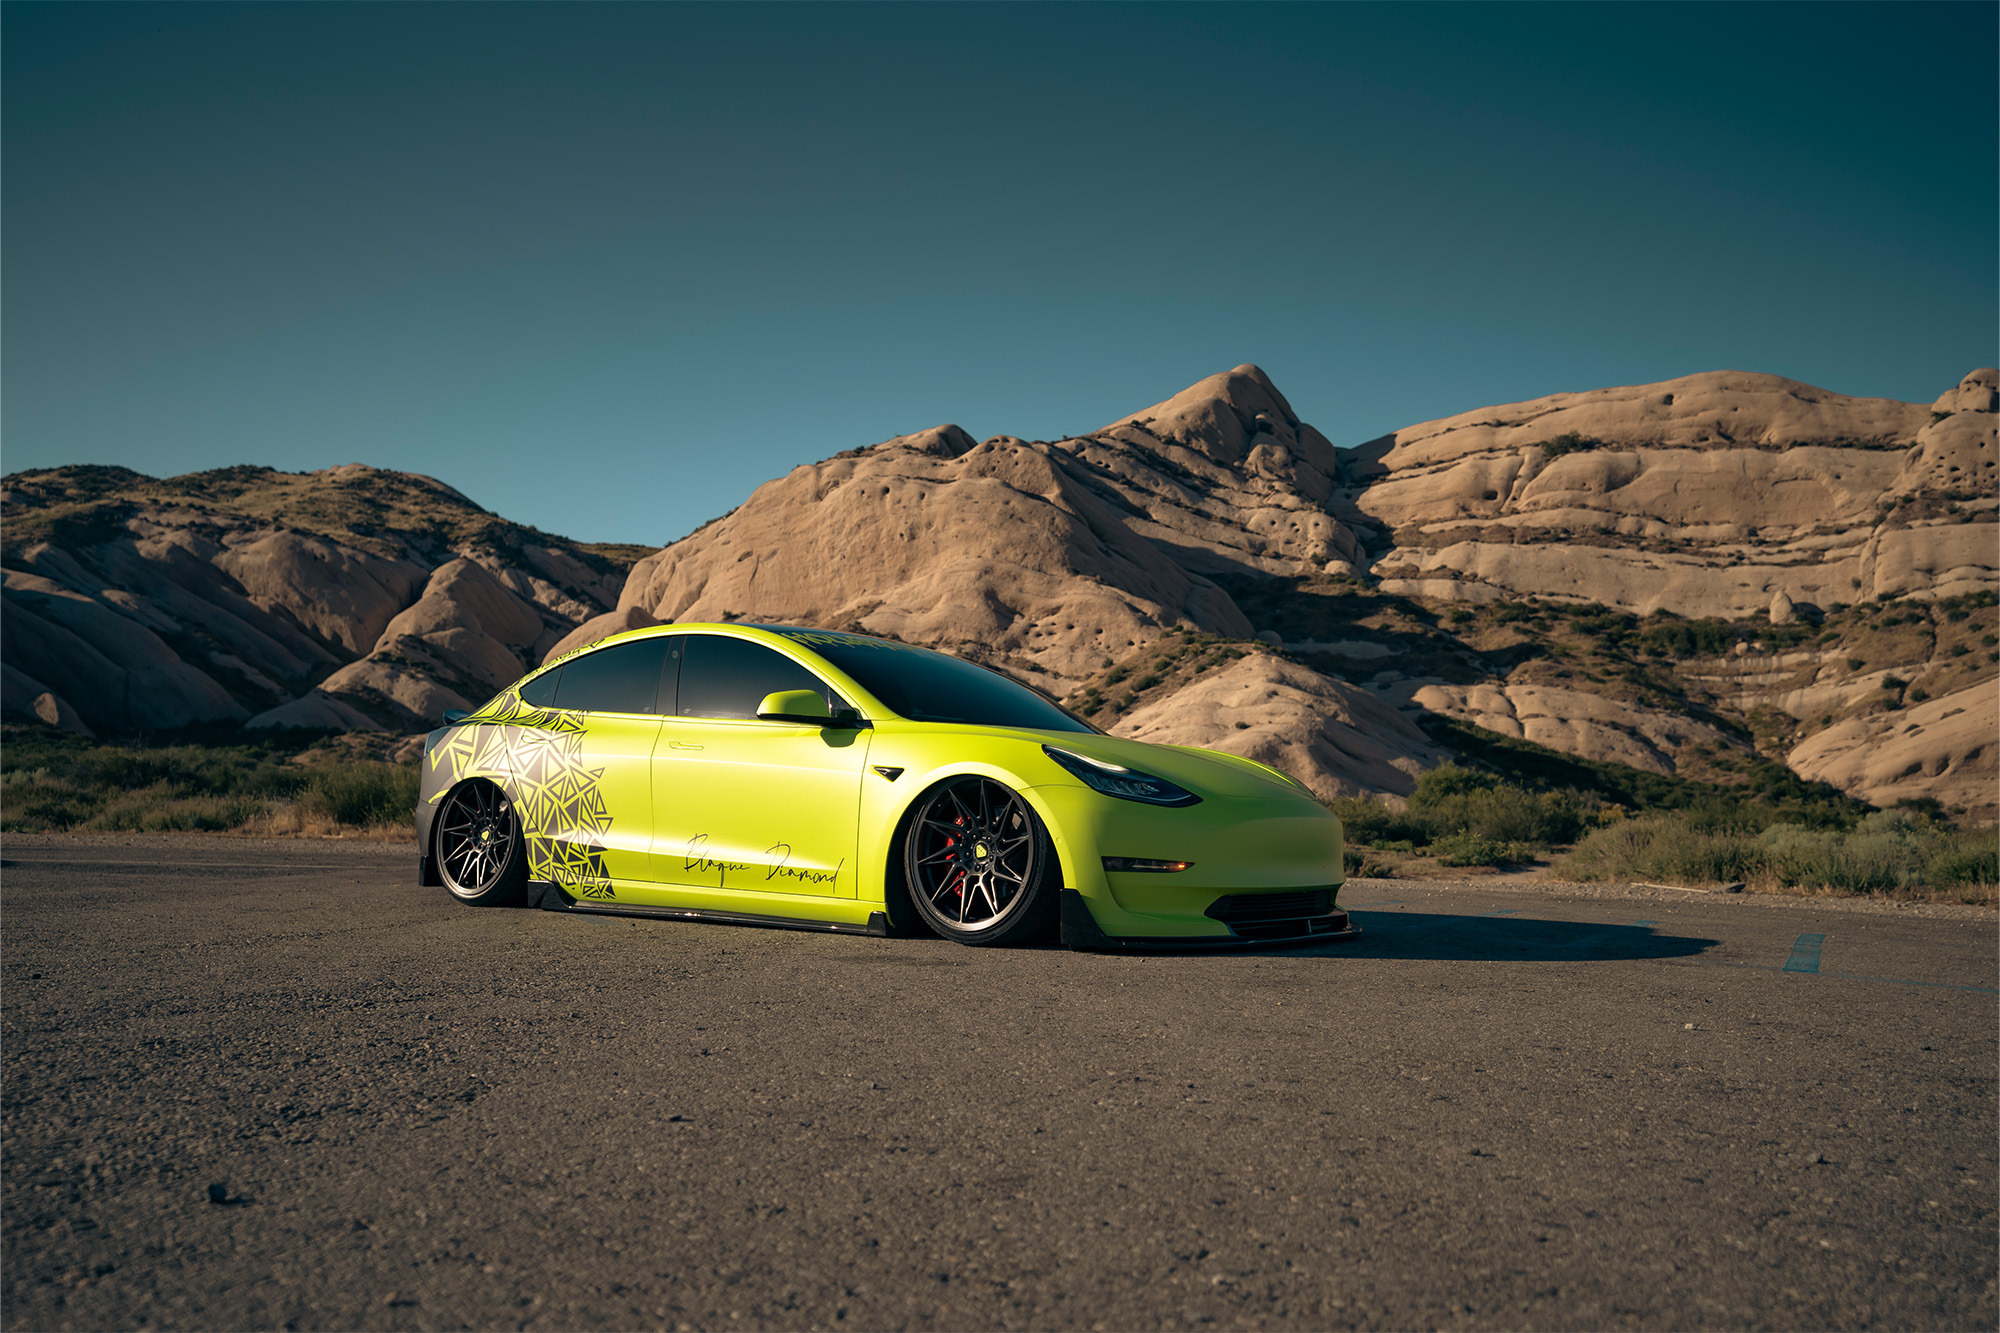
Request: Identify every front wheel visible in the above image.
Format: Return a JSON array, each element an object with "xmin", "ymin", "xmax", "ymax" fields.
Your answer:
[
  {"xmin": 903, "ymin": 777, "xmax": 1059, "ymax": 946},
  {"xmin": 434, "ymin": 780, "xmax": 529, "ymax": 907}
]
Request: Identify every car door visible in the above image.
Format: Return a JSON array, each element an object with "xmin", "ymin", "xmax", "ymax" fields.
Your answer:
[
  {"xmin": 513, "ymin": 634, "xmax": 676, "ymax": 898},
  {"xmin": 651, "ymin": 633, "xmax": 870, "ymax": 898}
]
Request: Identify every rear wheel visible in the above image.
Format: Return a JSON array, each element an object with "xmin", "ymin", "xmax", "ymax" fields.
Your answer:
[
  {"xmin": 903, "ymin": 776, "xmax": 1058, "ymax": 946},
  {"xmin": 434, "ymin": 780, "xmax": 528, "ymax": 907}
]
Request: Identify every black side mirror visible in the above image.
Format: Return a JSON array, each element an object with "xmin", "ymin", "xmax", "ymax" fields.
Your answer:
[{"xmin": 441, "ymin": 709, "xmax": 469, "ymax": 726}]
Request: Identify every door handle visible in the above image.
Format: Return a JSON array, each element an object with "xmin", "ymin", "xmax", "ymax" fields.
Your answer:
[{"xmin": 669, "ymin": 741, "xmax": 704, "ymax": 751}]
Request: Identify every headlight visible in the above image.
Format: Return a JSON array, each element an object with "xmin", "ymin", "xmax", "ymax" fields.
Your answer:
[{"xmin": 1043, "ymin": 745, "xmax": 1202, "ymax": 807}]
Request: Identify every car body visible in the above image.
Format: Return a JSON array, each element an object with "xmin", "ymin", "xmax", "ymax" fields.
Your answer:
[{"xmin": 416, "ymin": 623, "xmax": 1354, "ymax": 948}]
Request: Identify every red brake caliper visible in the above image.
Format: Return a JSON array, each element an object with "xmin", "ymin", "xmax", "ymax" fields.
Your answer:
[{"xmin": 950, "ymin": 814, "xmax": 966, "ymax": 897}]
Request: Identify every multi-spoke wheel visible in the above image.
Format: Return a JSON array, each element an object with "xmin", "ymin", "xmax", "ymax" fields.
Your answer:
[
  {"xmin": 434, "ymin": 780, "xmax": 528, "ymax": 906},
  {"xmin": 902, "ymin": 776, "xmax": 1058, "ymax": 946}
]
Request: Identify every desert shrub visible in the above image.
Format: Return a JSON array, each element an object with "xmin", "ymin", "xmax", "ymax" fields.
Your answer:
[
  {"xmin": 1419, "ymin": 717, "xmax": 1868, "ymax": 831},
  {"xmin": 1925, "ymin": 836, "xmax": 2000, "ymax": 887},
  {"xmin": 87, "ymin": 785, "xmax": 271, "ymax": 833},
  {"xmin": 1407, "ymin": 765, "xmax": 1590, "ymax": 845},
  {"xmin": 1332, "ymin": 765, "xmax": 1591, "ymax": 853},
  {"xmin": 300, "ymin": 764, "xmax": 420, "ymax": 828},
  {"xmin": 1410, "ymin": 763, "xmax": 1493, "ymax": 801},
  {"xmin": 1558, "ymin": 816, "xmax": 1760, "ymax": 885},
  {"xmin": 1431, "ymin": 833, "xmax": 1540, "ymax": 867},
  {"xmin": 1560, "ymin": 809, "xmax": 1997, "ymax": 898},
  {"xmin": 1538, "ymin": 431, "xmax": 1605, "ymax": 458},
  {"xmin": 0, "ymin": 769, "xmax": 98, "ymax": 831},
  {"xmin": 1639, "ymin": 618, "xmax": 1737, "ymax": 658},
  {"xmin": 0, "ymin": 729, "xmax": 415, "ymax": 835},
  {"xmin": 1329, "ymin": 798, "xmax": 1428, "ymax": 847}
]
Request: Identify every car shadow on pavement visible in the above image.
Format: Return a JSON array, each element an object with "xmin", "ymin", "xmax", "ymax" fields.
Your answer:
[{"xmin": 1234, "ymin": 911, "xmax": 1717, "ymax": 963}]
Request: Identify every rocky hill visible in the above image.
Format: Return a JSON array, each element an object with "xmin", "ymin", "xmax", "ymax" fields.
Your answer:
[
  {"xmin": 610, "ymin": 364, "xmax": 1997, "ymax": 817},
  {"xmin": 5, "ymin": 366, "xmax": 1993, "ymax": 820},
  {"xmin": 0, "ymin": 464, "xmax": 645, "ymax": 735}
]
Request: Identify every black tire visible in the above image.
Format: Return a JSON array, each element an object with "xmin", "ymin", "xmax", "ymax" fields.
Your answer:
[
  {"xmin": 902, "ymin": 776, "xmax": 1059, "ymax": 946},
  {"xmin": 433, "ymin": 780, "xmax": 529, "ymax": 907}
]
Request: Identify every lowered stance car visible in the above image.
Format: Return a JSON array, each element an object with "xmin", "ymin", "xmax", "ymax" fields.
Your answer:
[{"xmin": 417, "ymin": 624, "xmax": 1355, "ymax": 949}]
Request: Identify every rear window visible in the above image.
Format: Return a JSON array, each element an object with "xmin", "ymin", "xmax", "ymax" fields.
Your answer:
[{"xmin": 775, "ymin": 631, "xmax": 1093, "ymax": 733}]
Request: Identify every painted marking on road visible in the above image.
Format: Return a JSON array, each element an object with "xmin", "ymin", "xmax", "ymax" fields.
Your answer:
[
  {"xmin": 1703, "ymin": 961, "xmax": 1996, "ymax": 995},
  {"xmin": 1784, "ymin": 933, "xmax": 1827, "ymax": 974}
]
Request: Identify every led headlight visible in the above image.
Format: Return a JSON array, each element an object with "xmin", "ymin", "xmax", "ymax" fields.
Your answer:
[{"xmin": 1042, "ymin": 745, "xmax": 1202, "ymax": 807}]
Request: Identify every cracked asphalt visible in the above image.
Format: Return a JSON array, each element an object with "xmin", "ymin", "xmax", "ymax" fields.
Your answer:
[{"xmin": 3, "ymin": 833, "xmax": 1994, "ymax": 1330}]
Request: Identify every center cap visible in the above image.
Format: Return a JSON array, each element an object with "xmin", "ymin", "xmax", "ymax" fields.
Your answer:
[{"xmin": 974, "ymin": 841, "xmax": 990, "ymax": 859}]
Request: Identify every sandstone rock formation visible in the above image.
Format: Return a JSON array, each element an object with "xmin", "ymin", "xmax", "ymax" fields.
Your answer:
[
  {"xmin": 2, "ymin": 464, "xmax": 640, "ymax": 733},
  {"xmin": 542, "ymin": 605, "xmax": 660, "ymax": 665},
  {"xmin": 1352, "ymin": 369, "xmax": 1997, "ymax": 618},
  {"xmin": 1788, "ymin": 681, "xmax": 1997, "ymax": 816},
  {"xmin": 1115, "ymin": 653, "xmax": 1442, "ymax": 801},
  {"xmin": 1398, "ymin": 681, "xmax": 1743, "ymax": 778},
  {"xmin": 615, "ymin": 418, "xmax": 1255, "ymax": 691},
  {"xmin": 269, "ymin": 557, "xmax": 554, "ymax": 729}
]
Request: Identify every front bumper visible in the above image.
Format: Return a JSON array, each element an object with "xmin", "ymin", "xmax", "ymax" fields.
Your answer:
[
  {"xmin": 1026, "ymin": 783, "xmax": 1351, "ymax": 949},
  {"xmin": 1059, "ymin": 891, "xmax": 1359, "ymax": 951}
]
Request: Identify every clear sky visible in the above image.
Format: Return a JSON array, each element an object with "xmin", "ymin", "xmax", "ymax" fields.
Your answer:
[{"xmin": 5, "ymin": 2, "xmax": 1995, "ymax": 547}]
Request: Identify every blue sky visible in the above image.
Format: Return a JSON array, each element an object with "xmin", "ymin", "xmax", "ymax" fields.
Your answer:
[{"xmin": 5, "ymin": 2, "xmax": 1995, "ymax": 547}]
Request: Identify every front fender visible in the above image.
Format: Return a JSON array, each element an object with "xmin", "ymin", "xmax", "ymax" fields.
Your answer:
[{"xmin": 854, "ymin": 744, "xmax": 1089, "ymax": 910}]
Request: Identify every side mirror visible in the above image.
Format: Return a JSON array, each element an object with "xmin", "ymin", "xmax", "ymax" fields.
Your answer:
[
  {"xmin": 756, "ymin": 690, "xmax": 833, "ymax": 725},
  {"xmin": 441, "ymin": 709, "xmax": 470, "ymax": 726}
]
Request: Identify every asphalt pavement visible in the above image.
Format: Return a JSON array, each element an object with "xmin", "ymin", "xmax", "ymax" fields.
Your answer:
[{"xmin": 3, "ymin": 833, "xmax": 1994, "ymax": 1331}]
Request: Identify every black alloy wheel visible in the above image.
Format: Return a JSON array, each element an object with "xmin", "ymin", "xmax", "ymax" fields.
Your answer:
[
  {"xmin": 903, "ymin": 776, "xmax": 1057, "ymax": 946},
  {"xmin": 435, "ymin": 780, "xmax": 528, "ymax": 906}
]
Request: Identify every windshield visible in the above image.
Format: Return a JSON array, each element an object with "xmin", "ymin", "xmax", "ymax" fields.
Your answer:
[{"xmin": 772, "ymin": 630, "xmax": 1095, "ymax": 733}]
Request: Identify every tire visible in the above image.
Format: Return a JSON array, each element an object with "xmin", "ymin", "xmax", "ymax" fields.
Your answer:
[
  {"xmin": 902, "ymin": 776, "xmax": 1059, "ymax": 946},
  {"xmin": 433, "ymin": 780, "xmax": 529, "ymax": 907}
]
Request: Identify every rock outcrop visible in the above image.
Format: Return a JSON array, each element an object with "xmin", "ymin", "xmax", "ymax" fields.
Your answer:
[
  {"xmin": 1115, "ymin": 653, "xmax": 1442, "ymax": 801},
  {"xmin": 1351, "ymin": 369, "xmax": 1996, "ymax": 618},
  {"xmin": 1398, "ymin": 681, "xmax": 1744, "ymax": 778},
  {"xmin": 616, "ymin": 419, "xmax": 1256, "ymax": 692},
  {"xmin": 265, "ymin": 558, "xmax": 554, "ymax": 729},
  {"xmin": 1787, "ymin": 681, "xmax": 1998, "ymax": 816},
  {"xmin": 2, "ymin": 464, "xmax": 641, "ymax": 732}
]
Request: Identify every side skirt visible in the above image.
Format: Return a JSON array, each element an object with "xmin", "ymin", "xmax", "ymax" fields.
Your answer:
[{"xmin": 533, "ymin": 882, "xmax": 888, "ymax": 938}]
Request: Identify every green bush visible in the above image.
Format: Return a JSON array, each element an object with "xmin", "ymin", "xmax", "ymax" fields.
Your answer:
[
  {"xmin": 1431, "ymin": 833, "xmax": 1540, "ymax": 867},
  {"xmin": 1328, "ymin": 799, "xmax": 1429, "ymax": 847},
  {"xmin": 1331, "ymin": 764, "xmax": 1592, "ymax": 856},
  {"xmin": 1638, "ymin": 618, "xmax": 1737, "ymax": 658},
  {"xmin": 300, "ymin": 764, "xmax": 420, "ymax": 827}
]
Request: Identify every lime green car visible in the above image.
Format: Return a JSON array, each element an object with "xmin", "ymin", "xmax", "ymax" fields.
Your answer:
[{"xmin": 417, "ymin": 624, "xmax": 1353, "ymax": 949}]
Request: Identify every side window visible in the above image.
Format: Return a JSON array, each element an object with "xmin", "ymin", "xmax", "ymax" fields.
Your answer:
[
  {"xmin": 676, "ymin": 635, "xmax": 849, "ymax": 720},
  {"xmin": 552, "ymin": 637, "xmax": 673, "ymax": 715},
  {"xmin": 519, "ymin": 664, "xmax": 562, "ymax": 707}
]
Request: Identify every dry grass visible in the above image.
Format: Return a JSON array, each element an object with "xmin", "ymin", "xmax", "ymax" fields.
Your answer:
[
  {"xmin": 1558, "ymin": 809, "xmax": 1997, "ymax": 905},
  {"xmin": 1, "ymin": 726, "xmax": 419, "ymax": 840}
]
